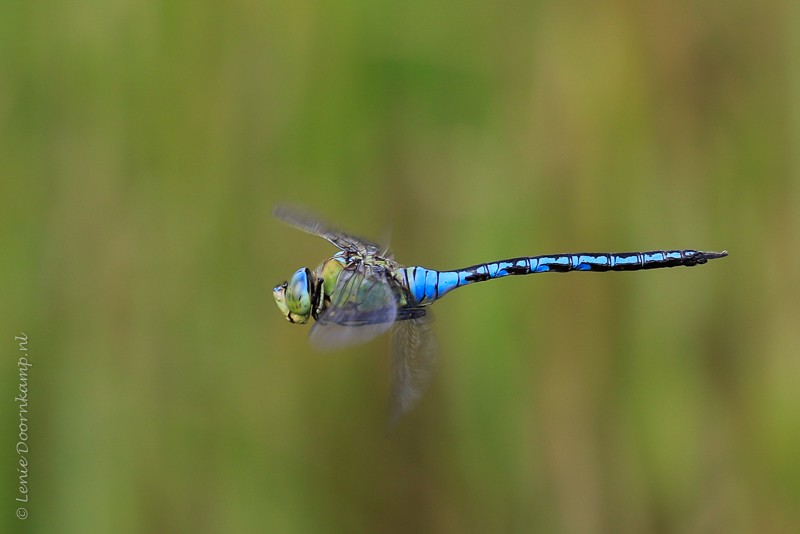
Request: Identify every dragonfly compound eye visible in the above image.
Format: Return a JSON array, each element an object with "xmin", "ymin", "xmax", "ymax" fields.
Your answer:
[{"xmin": 282, "ymin": 267, "xmax": 313, "ymax": 323}]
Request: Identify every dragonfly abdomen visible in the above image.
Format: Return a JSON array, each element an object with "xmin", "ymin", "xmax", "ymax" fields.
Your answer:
[{"xmin": 403, "ymin": 249, "xmax": 727, "ymax": 305}]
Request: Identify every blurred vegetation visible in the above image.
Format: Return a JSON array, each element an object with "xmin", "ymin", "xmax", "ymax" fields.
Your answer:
[{"xmin": 1, "ymin": 0, "xmax": 799, "ymax": 532}]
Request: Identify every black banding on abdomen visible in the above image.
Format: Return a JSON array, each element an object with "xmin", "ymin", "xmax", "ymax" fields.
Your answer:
[{"xmin": 463, "ymin": 271, "xmax": 491, "ymax": 282}]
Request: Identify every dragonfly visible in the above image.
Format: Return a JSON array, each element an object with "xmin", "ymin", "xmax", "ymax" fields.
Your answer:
[{"xmin": 272, "ymin": 205, "xmax": 727, "ymax": 423}]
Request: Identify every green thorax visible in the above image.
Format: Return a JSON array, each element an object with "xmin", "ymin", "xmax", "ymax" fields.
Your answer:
[{"xmin": 314, "ymin": 251, "xmax": 412, "ymax": 311}]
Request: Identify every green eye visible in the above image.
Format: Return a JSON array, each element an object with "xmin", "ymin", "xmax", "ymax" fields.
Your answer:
[{"xmin": 286, "ymin": 268, "xmax": 312, "ymax": 316}]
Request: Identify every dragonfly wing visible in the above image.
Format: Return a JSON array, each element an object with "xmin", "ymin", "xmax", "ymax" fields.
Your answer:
[
  {"xmin": 309, "ymin": 263, "xmax": 398, "ymax": 351},
  {"xmin": 389, "ymin": 313, "xmax": 437, "ymax": 425},
  {"xmin": 273, "ymin": 204, "xmax": 382, "ymax": 254}
]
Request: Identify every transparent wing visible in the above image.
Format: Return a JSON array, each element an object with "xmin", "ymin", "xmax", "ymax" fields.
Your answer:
[
  {"xmin": 309, "ymin": 263, "xmax": 398, "ymax": 351},
  {"xmin": 273, "ymin": 204, "xmax": 382, "ymax": 255},
  {"xmin": 389, "ymin": 313, "xmax": 438, "ymax": 425}
]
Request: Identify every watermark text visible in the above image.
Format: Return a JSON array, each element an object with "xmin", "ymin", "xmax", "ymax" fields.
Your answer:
[{"xmin": 14, "ymin": 332, "xmax": 31, "ymax": 520}]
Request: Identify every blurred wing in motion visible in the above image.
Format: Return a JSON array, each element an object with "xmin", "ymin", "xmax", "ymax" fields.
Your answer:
[
  {"xmin": 273, "ymin": 204, "xmax": 383, "ymax": 255},
  {"xmin": 309, "ymin": 263, "xmax": 398, "ymax": 351},
  {"xmin": 389, "ymin": 314, "xmax": 438, "ymax": 425}
]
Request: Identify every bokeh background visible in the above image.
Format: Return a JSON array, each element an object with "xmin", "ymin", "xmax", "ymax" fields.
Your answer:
[{"xmin": 2, "ymin": 1, "xmax": 799, "ymax": 532}]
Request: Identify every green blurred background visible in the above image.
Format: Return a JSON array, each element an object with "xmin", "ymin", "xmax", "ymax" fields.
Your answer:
[{"xmin": 2, "ymin": 1, "xmax": 798, "ymax": 532}]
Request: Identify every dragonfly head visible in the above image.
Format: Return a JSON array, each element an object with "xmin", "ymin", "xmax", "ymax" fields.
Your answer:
[{"xmin": 273, "ymin": 267, "xmax": 315, "ymax": 324}]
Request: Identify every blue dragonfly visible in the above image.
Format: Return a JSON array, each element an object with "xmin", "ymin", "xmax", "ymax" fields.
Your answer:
[{"xmin": 272, "ymin": 205, "xmax": 727, "ymax": 422}]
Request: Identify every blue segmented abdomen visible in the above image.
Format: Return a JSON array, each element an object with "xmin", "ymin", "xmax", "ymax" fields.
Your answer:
[{"xmin": 401, "ymin": 249, "xmax": 727, "ymax": 306}]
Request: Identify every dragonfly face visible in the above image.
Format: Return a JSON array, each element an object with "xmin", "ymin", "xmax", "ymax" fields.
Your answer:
[
  {"xmin": 273, "ymin": 267, "xmax": 316, "ymax": 324},
  {"xmin": 274, "ymin": 257, "xmax": 346, "ymax": 324}
]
